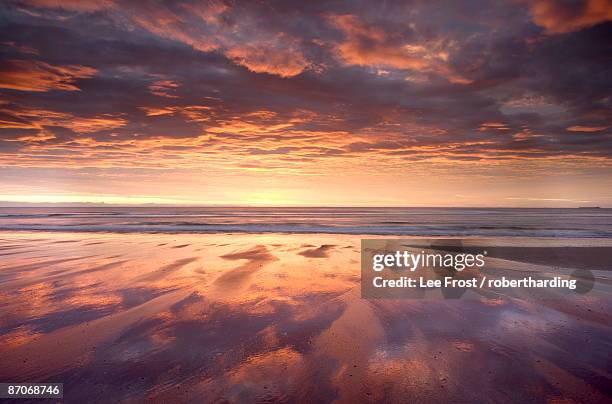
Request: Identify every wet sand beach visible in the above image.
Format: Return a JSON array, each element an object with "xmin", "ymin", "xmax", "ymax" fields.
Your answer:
[{"xmin": 0, "ymin": 232, "xmax": 611, "ymax": 403}]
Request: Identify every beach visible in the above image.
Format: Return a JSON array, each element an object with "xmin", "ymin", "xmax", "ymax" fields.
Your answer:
[{"xmin": 1, "ymin": 228, "xmax": 611, "ymax": 403}]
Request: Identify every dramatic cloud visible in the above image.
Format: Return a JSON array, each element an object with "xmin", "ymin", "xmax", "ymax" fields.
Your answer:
[
  {"xmin": 0, "ymin": 60, "xmax": 96, "ymax": 92},
  {"xmin": 0, "ymin": 0, "xmax": 610, "ymax": 205}
]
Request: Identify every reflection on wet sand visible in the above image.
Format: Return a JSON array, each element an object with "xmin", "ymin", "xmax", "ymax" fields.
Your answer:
[{"xmin": 0, "ymin": 232, "xmax": 611, "ymax": 403}]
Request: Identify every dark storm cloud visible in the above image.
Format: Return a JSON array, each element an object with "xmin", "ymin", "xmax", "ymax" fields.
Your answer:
[{"xmin": 0, "ymin": 0, "xmax": 610, "ymax": 167}]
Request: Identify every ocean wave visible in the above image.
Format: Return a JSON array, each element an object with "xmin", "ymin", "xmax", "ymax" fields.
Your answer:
[
  {"xmin": 1, "ymin": 207, "xmax": 611, "ymax": 237},
  {"xmin": 0, "ymin": 223, "xmax": 610, "ymax": 238}
]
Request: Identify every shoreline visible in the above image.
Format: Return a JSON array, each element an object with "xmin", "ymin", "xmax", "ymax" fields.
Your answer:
[{"xmin": 2, "ymin": 228, "xmax": 612, "ymax": 238}]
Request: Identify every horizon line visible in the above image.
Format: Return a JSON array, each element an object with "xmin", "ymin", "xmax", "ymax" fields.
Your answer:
[{"xmin": 0, "ymin": 203, "xmax": 607, "ymax": 209}]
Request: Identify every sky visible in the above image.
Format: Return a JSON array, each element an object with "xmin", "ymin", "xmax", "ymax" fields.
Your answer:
[{"xmin": 0, "ymin": 0, "xmax": 611, "ymax": 207}]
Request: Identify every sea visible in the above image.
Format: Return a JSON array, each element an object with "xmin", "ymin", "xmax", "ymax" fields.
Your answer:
[{"xmin": 1, "ymin": 207, "xmax": 611, "ymax": 237}]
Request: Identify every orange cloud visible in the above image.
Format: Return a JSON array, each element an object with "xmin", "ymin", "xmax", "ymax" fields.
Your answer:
[
  {"xmin": 206, "ymin": 119, "xmax": 296, "ymax": 135},
  {"xmin": 124, "ymin": 3, "xmax": 310, "ymax": 77},
  {"xmin": 528, "ymin": 0, "xmax": 612, "ymax": 33},
  {"xmin": 139, "ymin": 107, "xmax": 177, "ymax": 117},
  {"xmin": 149, "ymin": 80, "xmax": 180, "ymax": 98},
  {"xmin": 566, "ymin": 125, "xmax": 609, "ymax": 132},
  {"xmin": 21, "ymin": 0, "xmax": 114, "ymax": 11},
  {"xmin": 12, "ymin": 132, "xmax": 56, "ymax": 142},
  {"xmin": 64, "ymin": 116, "xmax": 128, "ymax": 133},
  {"xmin": 326, "ymin": 14, "xmax": 470, "ymax": 84},
  {"xmin": 180, "ymin": 106, "xmax": 212, "ymax": 122},
  {"xmin": 0, "ymin": 60, "xmax": 97, "ymax": 92},
  {"xmin": 0, "ymin": 104, "xmax": 126, "ymax": 134},
  {"xmin": 327, "ymin": 14, "xmax": 429, "ymax": 70},
  {"xmin": 225, "ymin": 39, "xmax": 310, "ymax": 78},
  {"xmin": 139, "ymin": 105, "xmax": 211, "ymax": 121},
  {"xmin": 479, "ymin": 122, "xmax": 510, "ymax": 131},
  {"xmin": 184, "ymin": 0, "xmax": 230, "ymax": 24},
  {"xmin": 129, "ymin": 7, "xmax": 218, "ymax": 53}
]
